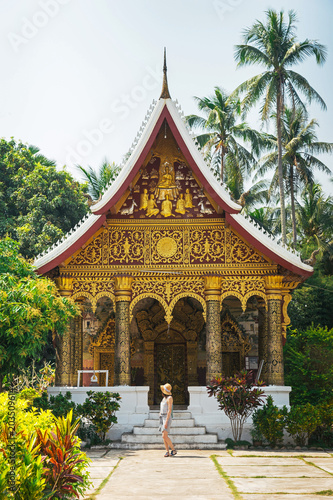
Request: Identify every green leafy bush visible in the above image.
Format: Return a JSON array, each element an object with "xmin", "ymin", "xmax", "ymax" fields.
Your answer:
[
  {"xmin": 284, "ymin": 326, "xmax": 333, "ymax": 405},
  {"xmin": 0, "ymin": 392, "xmax": 91, "ymax": 498},
  {"xmin": 207, "ymin": 370, "xmax": 266, "ymax": 442},
  {"xmin": 309, "ymin": 403, "xmax": 333, "ymax": 448},
  {"xmin": 33, "ymin": 390, "xmax": 79, "ymax": 419},
  {"xmin": 77, "ymin": 391, "xmax": 121, "ymax": 441},
  {"xmin": 252, "ymin": 395, "xmax": 287, "ymax": 447},
  {"xmin": 285, "ymin": 403, "xmax": 321, "ymax": 446}
]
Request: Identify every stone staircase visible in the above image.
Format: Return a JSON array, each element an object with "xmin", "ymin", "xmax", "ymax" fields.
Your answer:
[{"xmin": 109, "ymin": 410, "xmax": 226, "ymax": 450}]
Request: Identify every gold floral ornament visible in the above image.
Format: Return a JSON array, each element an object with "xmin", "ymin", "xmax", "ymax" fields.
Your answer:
[{"xmin": 156, "ymin": 237, "xmax": 178, "ymax": 258}]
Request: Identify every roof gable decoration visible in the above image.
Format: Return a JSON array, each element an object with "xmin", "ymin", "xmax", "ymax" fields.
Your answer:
[{"xmin": 34, "ymin": 54, "xmax": 312, "ymax": 276}]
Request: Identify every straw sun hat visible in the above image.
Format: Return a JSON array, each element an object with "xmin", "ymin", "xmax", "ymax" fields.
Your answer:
[{"xmin": 160, "ymin": 383, "xmax": 172, "ymax": 395}]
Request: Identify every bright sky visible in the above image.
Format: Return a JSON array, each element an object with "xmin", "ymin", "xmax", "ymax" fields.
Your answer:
[{"xmin": 1, "ymin": 0, "xmax": 332, "ymax": 194}]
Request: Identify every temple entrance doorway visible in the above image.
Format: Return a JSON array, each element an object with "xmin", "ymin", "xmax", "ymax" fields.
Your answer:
[
  {"xmin": 154, "ymin": 332, "xmax": 187, "ymax": 405},
  {"xmin": 134, "ymin": 296, "xmax": 205, "ymax": 406}
]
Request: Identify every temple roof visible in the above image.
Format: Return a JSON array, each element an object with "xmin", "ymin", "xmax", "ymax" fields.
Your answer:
[{"xmin": 34, "ymin": 59, "xmax": 313, "ymax": 277}]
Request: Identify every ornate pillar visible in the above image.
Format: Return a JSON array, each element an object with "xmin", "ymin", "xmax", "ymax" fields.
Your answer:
[
  {"xmin": 204, "ymin": 276, "xmax": 222, "ymax": 383},
  {"xmin": 187, "ymin": 341, "xmax": 198, "ymax": 386},
  {"xmin": 114, "ymin": 276, "xmax": 133, "ymax": 386},
  {"xmin": 144, "ymin": 341, "xmax": 155, "ymax": 406},
  {"xmin": 258, "ymin": 301, "xmax": 269, "ymax": 382},
  {"xmin": 54, "ymin": 276, "xmax": 73, "ymax": 386},
  {"xmin": 264, "ymin": 276, "xmax": 284, "ymax": 386},
  {"xmin": 72, "ymin": 301, "xmax": 83, "ymax": 386}
]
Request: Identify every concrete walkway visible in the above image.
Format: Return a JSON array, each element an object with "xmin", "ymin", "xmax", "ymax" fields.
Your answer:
[{"xmin": 83, "ymin": 449, "xmax": 333, "ymax": 499}]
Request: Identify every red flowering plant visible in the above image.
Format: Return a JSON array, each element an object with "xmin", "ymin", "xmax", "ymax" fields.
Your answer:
[{"xmin": 207, "ymin": 370, "xmax": 266, "ymax": 442}]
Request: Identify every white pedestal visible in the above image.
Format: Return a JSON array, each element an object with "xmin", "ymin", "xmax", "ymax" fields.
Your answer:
[{"xmin": 47, "ymin": 386, "xmax": 150, "ymax": 440}]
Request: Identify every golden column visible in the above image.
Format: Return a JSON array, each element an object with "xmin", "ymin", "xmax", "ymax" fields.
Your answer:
[
  {"xmin": 114, "ymin": 276, "xmax": 133, "ymax": 386},
  {"xmin": 54, "ymin": 276, "xmax": 73, "ymax": 386},
  {"xmin": 264, "ymin": 276, "xmax": 284, "ymax": 386},
  {"xmin": 258, "ymin": 301, "xmax": 269, "ymax": 382},
  {"xmin": 204, "ymin": 276, "xmax": 222, "ymax": 383},
  {"xmin": 72, "ymin": 300, "xmax": 84, "ymax": 386}
]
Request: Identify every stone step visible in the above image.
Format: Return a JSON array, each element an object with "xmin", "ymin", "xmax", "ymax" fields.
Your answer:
[
  {"xmin": 148, "ymin": 411, "xmax": 192, "ymax": 419},
  {"xmin": 121, "ymin": 433, "xmax": 219, "ymax": 444},
  {"xmin": 133, "ymin": 426, "xmax": 206, "ymax": 435},
  {"xmin": 109, "ymin": 442, "xmax": 227, "ymax": 450},
  {"xmin": 144, "ymin": 418, "xmax": 195, "ymax": 428}
]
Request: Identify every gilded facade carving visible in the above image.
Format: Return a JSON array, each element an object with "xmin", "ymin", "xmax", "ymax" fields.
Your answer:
[
  {"xmin": 220, "ymin": 276, "xmax": 266, "ymax": 311},
  {"xmin": 64, "ymin": 221, "xmax": 269, "ymax": 272},
  {"xmin": 225, "ymin": 227, "xmax": 264, "ymax": 264}
]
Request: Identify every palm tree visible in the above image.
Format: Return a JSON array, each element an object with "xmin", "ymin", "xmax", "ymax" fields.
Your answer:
[
  {"xmin": 234, "ymin": 9, "xmax": 327, "ymax": 244},
  {"xmin": 296, "ymin": 183, "xmax": 333, "ymax": 252},
  {"xmin": 28, "ymin": 145, "xmax": 56, "ymax": 167},
  {"xmin": 257, "ymin": 107, "xmax": 333, "ymax": 247},
  {"xmin": 186, "ymin": 87, "xmax": 269, "ymax": 184},
  {"xmin": 77, "ymin": 159, "xmax": 120, "ymax": 201}
]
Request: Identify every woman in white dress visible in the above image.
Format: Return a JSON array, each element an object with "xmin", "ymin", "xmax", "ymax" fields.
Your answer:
[{"xmin": 159, "ymin": 383, "xmax": 177, "ymax": 457}]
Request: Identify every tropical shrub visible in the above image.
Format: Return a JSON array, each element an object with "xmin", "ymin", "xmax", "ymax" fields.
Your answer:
[
  {"xmin": 284, "ymin": 326, "xmax": 333, "ymax": 405},
  {"xmin": 207, "ymin": 370, "xmax": 266, "ymax": 442},
  {"xmin": 33, "ymin": 390, "xmax": 79, "ymax": 419},
  {"xmin": 309, "ymin": 402, "xmax": 333, "ymax": 448},
  {"xmin": 76, "ymin": 391, "xmax": 121, "ymax": 441},
  {"xmin": 35, "ymin": 410, "xmax": 91, "ymax": 499},
  {"xmin": 0, "ymin": 393, "xmax": 91, "ymax": 499},
  {"xmin": 285, "ymin": 403, "xmax": 321, "ymax": 446},
  {"xmin": 252, "ymin": 395, "xmax": 287, "ymax": 447}
]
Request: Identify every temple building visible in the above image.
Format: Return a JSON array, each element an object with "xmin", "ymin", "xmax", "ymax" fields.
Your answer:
[{"xmin": 35, "ymin": 54, "xmax": 312, "ymax": 415}]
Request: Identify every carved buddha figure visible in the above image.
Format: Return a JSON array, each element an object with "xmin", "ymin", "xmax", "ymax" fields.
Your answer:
[
  {"xmin": 160, "ymin": 194, "xmax": 175, "ymax": 217},
  {"xmin": 155, "ymin": 162, "xmax": 178, "ymax": 201},
  {"xmin": 139, "ymin": 188, "xmax": 149, "ymax": 210},
  {"xmin": 175, "ymin": 193, "xmax": 186, "ymax": 215},
  {"xmin": 146, "ymin": 194, "xmax": 159, "ymax": 217},
  {"xmin": 184, "ymin": 188, "xmax": 194, "ymax": 208}
]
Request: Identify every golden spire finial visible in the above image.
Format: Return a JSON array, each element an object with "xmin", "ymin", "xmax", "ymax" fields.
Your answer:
[{"xmin": 159, "ymin": 47, "xmax": 171, "ymax": 99}]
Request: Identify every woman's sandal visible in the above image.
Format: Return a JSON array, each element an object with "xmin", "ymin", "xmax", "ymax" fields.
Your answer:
[
  {"xmin": 171, "ymin": 449, "xmax": 177, "ymax": 456},
  {"xmin": 164, "ymin": 452, "xmax": 170, "ymax": 457}
]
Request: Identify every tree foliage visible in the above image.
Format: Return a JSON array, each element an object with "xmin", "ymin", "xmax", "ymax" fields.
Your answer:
[
  {"xmin": 0, "ymin": 238, "xmax": 79, "ymax": 383},
  {"xmin": 207, "ymin": 371, "xmax": 266, "ymax": 441},
  {"xmin": 0, "ymin": 138, "xmax": 88, "ymax": 259},
  {"xmin": 284, "ymin": 326, "xmax": 333, "ymax": 405},
  {"xmin": 234, "ymin": 9, "xmax": 327, "ymax": 244},
  {"xmin": 77, "ymin": 159, "xmax": 120, "ymax": 200}
]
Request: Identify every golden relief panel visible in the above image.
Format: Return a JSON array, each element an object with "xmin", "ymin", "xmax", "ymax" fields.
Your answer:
[
  {"xmin": 65, "ymin": 221, "xmax": 269, "ymax": 270},
  {"xmin": 70, "ymin": 233, "xmax": 104, "ymax": 266},
  {"xmin": 151, "ymin": 229, "xmax": 183, "ymax": 264},
  {"xmin": 132, "ymin": 276, "xmax": 205, "ymax": 302},
  {"xmin": 116, "ymin": 124, "xmax": 218, "ymax": 220},
  {"xmin": 190, "ymin": 228, "xmax": 225, "ymax": 263},
  {"xmin": 108, "ymin": 228, "xmax": 145, "ymax": 264},
  {"xmin": 225, "ymin": 227, "xmax": 264, "ymax": 264}
]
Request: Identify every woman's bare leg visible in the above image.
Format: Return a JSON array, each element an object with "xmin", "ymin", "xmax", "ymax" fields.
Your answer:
[
  {"xmin": 162, "ymin": 430, "xmax": 170, "ymax": 453},
  {"xmin": 163, "ymin": 431, "xmax": 175, "ymax": 452}
]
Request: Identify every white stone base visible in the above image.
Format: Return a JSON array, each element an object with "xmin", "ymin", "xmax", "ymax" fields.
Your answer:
[
  {"xmin": 47, "ymin": 386, "xmax": 150, "ymax": 440},
  {"xmin": 188, "ymin": 385, "xmax": 291, "ymax": 441},
  {"xmin": 48, "ymin": 385, "xmax": 291, "ymax": 442}
]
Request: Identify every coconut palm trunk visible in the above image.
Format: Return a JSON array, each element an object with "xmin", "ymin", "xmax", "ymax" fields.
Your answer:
[
  {"xmin": 277, "ymin": 82, "xmax": 287, "ymax": 245},
  {"xmin": 289, "ymin": 164, "xmax": 297, "ymax": 248}
]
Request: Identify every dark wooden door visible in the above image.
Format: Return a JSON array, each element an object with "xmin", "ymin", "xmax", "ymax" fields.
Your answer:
[{"xmin": 155, "ymin": 343, "xmax": 187, "ymax": 405}]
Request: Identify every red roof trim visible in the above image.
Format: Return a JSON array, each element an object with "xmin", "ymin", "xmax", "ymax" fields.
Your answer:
[
  {"xmin": 225, "ymin": 213, "xmax": 312, "ymax": 277},
  {"xmin": 37, "ymin": 214, "xmax": 106, "ymax": 275}
]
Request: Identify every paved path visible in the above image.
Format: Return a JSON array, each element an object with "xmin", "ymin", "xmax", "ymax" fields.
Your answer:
[{"xmin": 83, "ymin": 449, "xmax": 333, "ymax": 499}]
